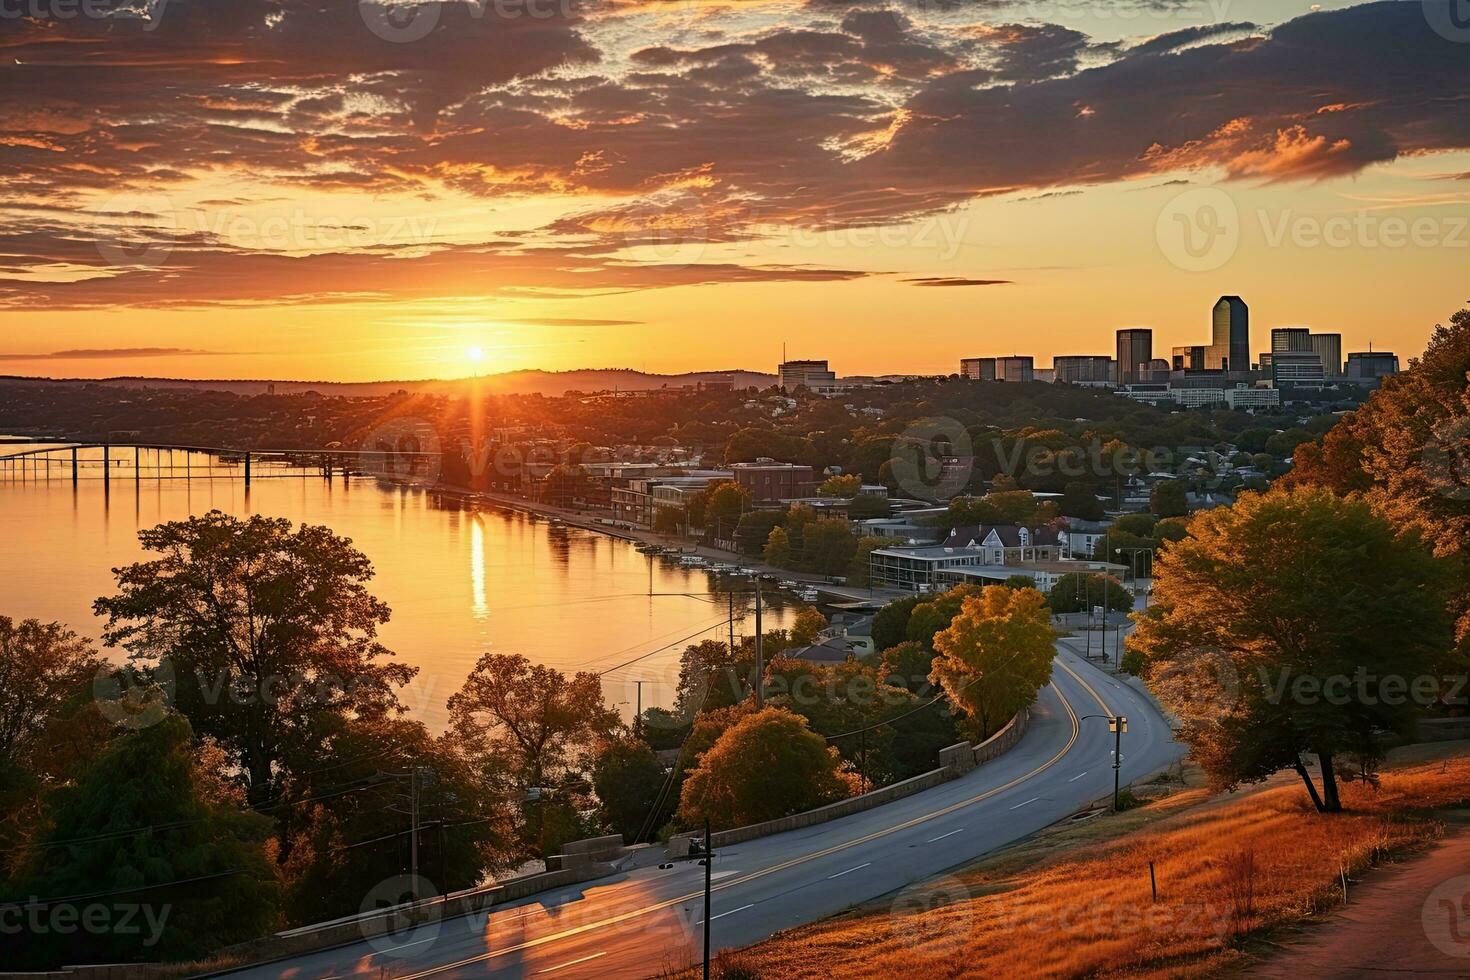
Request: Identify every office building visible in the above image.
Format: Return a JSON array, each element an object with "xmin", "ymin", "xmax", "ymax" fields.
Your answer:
[
  {"xmin": 1272, "ymin": 351, "xmax": 1326, "ymax": 388},
  {"xmin": 1116, "ymin": 328, "xmax": 1153, "ymax": 385},
  {"xmin": 1272, "ymin": 327, "xmax": 1313, "ymax": 353},
  {"xmin": 1346, "ymin": 351, "xmax": 1400, "ymax": 381},
  {"xmin": 1053, "ymin": 355, "xmax": 1114, "ymax": 385},
  {"xmin": 1311, "ymin": 333, "xmax": 1344, "ymax": 376},
  {"xmin": 1172, "ymin": 345, "xmax": 1208, "ymax": 372},
  {"xmin": 730, "ymin": 459, "xmax": 816, "ymax": 501},
  {"xmin": 995, "ymin": 356, "xmax": 1035, "ymax": 382},
  {"xmin": 1142, "ymin": 358, "xmax": 1172, "ymax": 382},
  {"xmin": 778, "ymin": 359, "xmax": 837, "ymax": 392},
  {"xmin": 1224, "ymin": 387, "xmax": 1282, "ymax": 410},
  {"xmin": 959, "ymin": 357, "xmax": 996, "ymax": 381},
  {"xmin": 1210, "ymin": 296, "xmax": 1250, "ymax": 372}
]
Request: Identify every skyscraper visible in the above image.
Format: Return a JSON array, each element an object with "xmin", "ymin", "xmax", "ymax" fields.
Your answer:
[
  {"xmin": 1210, "ymin": 296, "xmax": 1250, "ymax": 372},
  {"xmin": 1116, "ymin": 328, "xmax": 1152, "ymax": 385},
  {"xmin": 1272, "ymin": 327, "xmax": 1312, "ymax": 353},
  {"xmin": 1311, "ymin": 333, "xmax": 1344, "ymax": 376}
]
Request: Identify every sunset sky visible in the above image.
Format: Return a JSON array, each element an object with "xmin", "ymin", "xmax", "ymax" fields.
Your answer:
[{"xmin": 2, "ymin": 0, "xmax": 1468, "ymax": 381}]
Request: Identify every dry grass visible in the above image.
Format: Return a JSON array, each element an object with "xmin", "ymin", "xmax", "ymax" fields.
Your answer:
[{"xmin": 701, "ymin": 749, "xmax": 1470, "ymax": 980}]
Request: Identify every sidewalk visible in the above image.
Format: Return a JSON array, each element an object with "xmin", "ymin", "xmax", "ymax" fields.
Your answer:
[{"xmin": 1247, "ymin": 814, "xmax": 1470, "ymax": 978}]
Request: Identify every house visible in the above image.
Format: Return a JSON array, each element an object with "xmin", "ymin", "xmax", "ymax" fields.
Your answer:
[
  {"xmin": 783, "ymin": 637, "xmax": 857, "ymax": 664},
  {"xmin": 940, "ymin": 524, "xmax": 1068, "ymax": 564}
]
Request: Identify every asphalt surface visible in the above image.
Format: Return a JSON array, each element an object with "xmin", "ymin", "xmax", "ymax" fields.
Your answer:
[{"xmin": 227, "ymin": 646, "xmax": 1182, "ymax": 980}]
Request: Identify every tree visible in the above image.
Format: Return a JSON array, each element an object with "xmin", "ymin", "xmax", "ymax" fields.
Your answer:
[
  {"xmin": 846, "ymin": 535, "xmax": 885, "ymax": 587},
  {"xmin": 703, "ymin": 481, "xmax": 752, "ymax": 538},
  {"xmin": 905, "ymin": 585, "xmax": 983, "ymax": 649},
  {"xmin": 1150, "ymin": 479, "xmax": 1189, "ymax": 517},
  {"xmin": 1128, "ymin": 487, "xmax": 1453, "ymax": 813},
  {"xmin": 4, "ymin": 714, "xmax": 279, "ymax": 968},
  {"xmin": 788, "ymin": 606, "xmax": 828, "ymax": 646},
  {"xmin": 591, "ymin": 736, "xmax": 673, "ymax": 844},
  {"xmin": 800, "ymin": 518, "xmax": 857, "ymax": 576},
  {"xmin": 879, "ymin": 640, "xmax": 936, "ymax": 692},
  {"xmin": 447, "ymin": 653, "xmax": 617, "ymax": 793},
  {"xmin": 276, "ymin": 715, "xmax": 513, "ymax": 925},
  {"xmin": 93, "ymin": 512, "xmax": 413, "ymax": 804},
  {"xmin": 763, "ymin": 526, "xmax": 793, "ymax": 568},
  {"xmin": 652, "ymin": 505, "xmax": 686, "ymax": 536},
  {"xmin": 817, "ymin": 474, "xmax": 861, "ymax": 497},
  {"xmin": 871, "ymin": 594, "xmax": 921, "ymax": 651},
  {"xmin": 674, "ymin": 639, "xmax": 752, "ymax": 718},
  {"xmin": 734, "ymin": 510, "xmax": 784, "ymax": 557},
  {"xmin": 930, "ymin": 586, "xmax": 1055, "ymax": 739},
  {"xmin": 1060, "ymin": 482, "xmax": 1105, "ymax": 521},
  {"xmin": 677, "ymin": 708, "xmax": 857, "ymax": 830},
  {"xmin": 0, "ymin": 616, "xmax": 102, "ymax": 766},
  {"xmin": 1047, "ymin": 573, "xmax": 1132, "ymax": 614}
]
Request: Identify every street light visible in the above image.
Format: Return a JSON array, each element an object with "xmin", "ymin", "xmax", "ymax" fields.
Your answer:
[{"xmin": 1081, "ymin": 714, "xmax": 1128, "ymax": 811}]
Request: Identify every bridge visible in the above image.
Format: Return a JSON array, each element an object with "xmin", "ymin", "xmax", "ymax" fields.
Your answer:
[{"xmin": 0, "ymin": 441, "xmax": 440, "ymax": 488}]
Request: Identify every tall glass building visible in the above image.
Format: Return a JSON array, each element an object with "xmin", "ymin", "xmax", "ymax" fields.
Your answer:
[{"xmin": 1116, "ymin": 328, "xmax": 1152, "ymax": 385}]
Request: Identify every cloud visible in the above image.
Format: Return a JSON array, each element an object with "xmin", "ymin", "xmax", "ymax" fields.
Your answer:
[
  {"xmin": 901, "ymin": 277, "xmax": 1011, "ymax": 286},
  {"xmin": 0, "ymin": 347, "xmax": 221, "ymax": 360}
]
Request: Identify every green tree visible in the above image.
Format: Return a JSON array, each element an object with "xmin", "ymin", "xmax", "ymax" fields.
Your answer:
[
  {"xmin": 1150, "ymin": 479, "xmax": 1189, "ymax": 518},
  {"xmin": 735, "ymin": 510, "xmax": 785, "ymax": 557},
  {"xmin": 5, "ymin": 714, "xmax": 279, "ymax": 968},
  {"xmin": 93, "ymin": 512, "xmax": 413, "ymax": 804},
  {"xmin": 674, "ymin": 640, "xmax": 751, "ymax": 718},
  {"xmin": 763, "ymin": 526, "xmax": 793, "ymax": 568},
  {"xmin": 677, "ymin": 708, "xmax": 856, "ymax": 830},
  {"xmin": 1060, "ymin": 482, "xmax": 1105, "ymax": 520},
  {"xmin": 801, "ymin": 518, "xmax": 858, "ymax": 576},
  {"xmin": 931, "ymin": 586, "xmax": 1055, "ymax": 739},
  {"xmin": 846, "ymin": 535, "xmax": 885, "ymax": 587},
  {"xmin": 652, "ymin": 505, "xmax": 686, "ymax": 536},
  {"xmin": 1048, "ymin": 573, "xmax": 1132, "ymax": 614},
  {"xmin": 591, "ymin": 736, "xmax": 673, "ymax": 844},
  {"xmin": 1129, "ymin": 487, "xmax": 1454, "ymax": 813},
  {"xmin": 871, "ymin": 594, "xmax": 921, "ymax": 651},
  {"xmin": 703, "ymin": 481, "xmax": 752, "ymax": 538}
]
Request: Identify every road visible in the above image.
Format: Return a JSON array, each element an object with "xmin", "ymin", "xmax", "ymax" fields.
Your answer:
[{"xmin": 224, "ymin": 648, "xmax": 1182, "ymax": 980}]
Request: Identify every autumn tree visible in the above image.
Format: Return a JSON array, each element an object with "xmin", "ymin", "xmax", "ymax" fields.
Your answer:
[
  {"xmin": 93, "ymin": 512, "xmax": 413, "ymax": 804},
  {"xmin": 702, "ymin": 481, "xmax": 753, "ymax": 538},
  {"xmin": 931, "ymin": 586, "xmax": 1055, "ymax": 739},
  {"xmin": 677, "ymin": 708, "xmax": 857, "ymax": 830},
  {"xmin": 446, "ymin": 653, "xmax": 618, "ymax": 855},
  {"xmin": 0, "ymin": 616, "xmax": 102, "ymax": 766},
  {"xmin": 674, "ymin": 639, "xmax": 752, "ymax": 718},
  {"xmin": 788, "ymin": 606, "xmax": 828, "ymax": 646},
  {"xmin": 763, "ymin": 526, "xmax": 793, "ymax": 567},
  {"xmin": 817, "ymin": 474, "xmax": 862, "ymax": 497},
  {"xmin": 1129, "ymin": 487, "xmax": 1453, "ymax": 813}
]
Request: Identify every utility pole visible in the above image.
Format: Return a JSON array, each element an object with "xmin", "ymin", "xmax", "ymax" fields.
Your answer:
[
  {"xmin": 409, "ymin": 765, "xmax": 421, "ymax": 901},
  {"xmin": 728, "ymin": 591, "xmax": 735, "ymax": 654},
  {"xmin": 634, "ymin": 680, "xmax": 644, "ymax": 729},
  {"xmin": 702, "ymin": 818, "xmax": 713, "ymax": 980},
  {"xmin": 754, "ymin": 581, "xmax": 764, "ymax": 708},
  {"xmin": 1110, "ymin": 716, "xmax": 1128, "ymax": 811}
]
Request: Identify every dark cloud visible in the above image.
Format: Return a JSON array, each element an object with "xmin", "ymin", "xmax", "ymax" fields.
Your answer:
[
  {"xmin": 902, "ymin": 277, "xmax": 1011, "ymax": 286},
  {"xmin": 1127, "ymin": 21, "xmax": 1259, "ymax": 57},
  {"xmin": 0, "ymin": 348, "xmax": 220, "ymax": 360}
]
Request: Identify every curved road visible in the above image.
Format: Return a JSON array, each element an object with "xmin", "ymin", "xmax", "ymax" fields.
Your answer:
[{"xmin": 226, "ymin": 647, "xmax": 1182, "ymax": 980}]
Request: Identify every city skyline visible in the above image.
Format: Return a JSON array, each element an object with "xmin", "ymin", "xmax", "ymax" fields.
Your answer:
[{"xmin": 1, "ymin": 0, "xmax": 1468, "ymax": 381}]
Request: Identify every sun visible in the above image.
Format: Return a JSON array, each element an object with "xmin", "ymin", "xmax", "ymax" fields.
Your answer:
[{"xmin": 466, "ymin": 346, "xmax": 486, "ymax": 364}]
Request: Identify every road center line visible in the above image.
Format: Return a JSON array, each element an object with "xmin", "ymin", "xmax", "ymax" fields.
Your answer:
[
  {"xmin": 827, "ymin": 862, "xmax": 871, "ymax": 879},
  {"xmin": 1068, "ymin": 771, "xmax": 1088, "ymax": 782},
  {"xmin": 925, "ymin": 829, "xmax": 964, "ymax": 843},
  {"xmin": 698, "ymin": 904, "xmax": 754, "ymax": 924},
  {"xmin": 536, "ymin": 952, "xmax": 608, "ymax": 974},
  {"xmin": 1010, "ymin": 797, "xmax": 1040, "ymax": 810}
]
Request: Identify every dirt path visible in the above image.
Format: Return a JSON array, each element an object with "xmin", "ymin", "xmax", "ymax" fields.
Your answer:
[{"xmin": 1247, "ymin": 814, "xmax": 1470, "ymax": 978}]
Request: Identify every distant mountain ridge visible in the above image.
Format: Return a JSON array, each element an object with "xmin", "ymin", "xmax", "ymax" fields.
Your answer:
[{"xmin": 0, "ymin": 368, "xmax": 778, "ymax": 398}]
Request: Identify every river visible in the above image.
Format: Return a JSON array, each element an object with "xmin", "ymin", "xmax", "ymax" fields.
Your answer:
[{"xmin": 0, "ymin": 443, "xmax": 791, "ymax": 730}]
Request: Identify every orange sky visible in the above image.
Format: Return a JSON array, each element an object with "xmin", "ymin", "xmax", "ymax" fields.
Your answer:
[{"xmin": 2, "ymin": 1, "xmax": 1467, "ymax": 381}]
